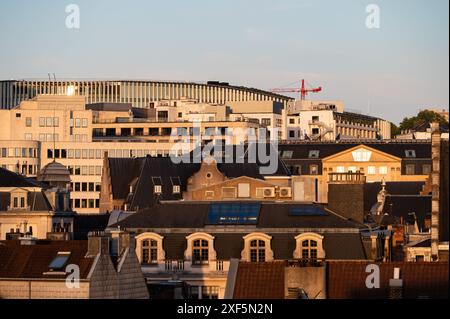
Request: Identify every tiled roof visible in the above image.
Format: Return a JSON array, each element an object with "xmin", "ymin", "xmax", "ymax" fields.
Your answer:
[
  {"xmin": 327, "ymin": 261, "xmax": 449, "ymax": 299},
  {"xmin": 233, "ymin": 262, "xmax": 286, "ymax": 299},
  {"xmin": 0, "ymin": 240, "xmax": 94, "ymax": 279}
]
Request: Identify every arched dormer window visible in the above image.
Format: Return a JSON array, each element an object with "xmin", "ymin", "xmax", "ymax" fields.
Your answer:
[
  {"xmin": 294, "ymin": 233, "xmax": 325, "ymax": 260},
  {"xmin": 135, "ymin": 232, "xmax": 165, "ymax": 265},
  {"xmin": 185, "ymin": 232, "xmax": 216, "ymax": 266},
  {"xmin": 241, "ymin": 233, "xmax": 273, "ymax": 262}
]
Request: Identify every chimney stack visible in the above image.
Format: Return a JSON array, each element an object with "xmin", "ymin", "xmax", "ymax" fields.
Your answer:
[
  {"xmin": 431, "ymin": 122, "xmax": 440, "ymax": 261},
  {"xmin": 389, "ymin": 267, "xmax": 403, "ymax": 299},
  {"xmin": 87, "ymin": 231, "xmax": 110, "ymax": 257}
]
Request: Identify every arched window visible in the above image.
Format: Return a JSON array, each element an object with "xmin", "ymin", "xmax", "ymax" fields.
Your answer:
[
  {"xmin": 294, "ymin": 233, "xmax": 325, "ymax": 260},
  {"xmin": 185, "ymin": 233, "xmax": 216, "ymax": 266},
  {"xmin": 241, "ymin": 233, "xmax": 273, "ymax": 262},
  {"xmin": 135, "ymin": 232, "xmax": 165, "ymax": 265},
  {"xmin": 192, "ymin": 239, "xmax": 209, "ymax": 265}
]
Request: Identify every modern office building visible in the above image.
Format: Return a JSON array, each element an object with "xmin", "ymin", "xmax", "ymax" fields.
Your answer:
[
  {"xmin": 0, "ymin": 80, "xmax": 293, "ymax": 110},
  {"xmin": 0, "ymin": 95, "xmax": 267, "ymax": 213}
]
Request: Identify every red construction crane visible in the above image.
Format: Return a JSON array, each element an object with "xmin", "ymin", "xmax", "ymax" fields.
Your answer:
[{"xmin": 271, "ymin": 79, "xmax": 322, "ymax": 100}]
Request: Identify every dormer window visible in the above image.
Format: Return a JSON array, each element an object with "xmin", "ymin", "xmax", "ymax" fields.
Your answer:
[
  {"xmin": 185, "ymin": 233, "xmax": 216, "ymax": 267},
  {"xmin": 10, "ymin": 189, "xmax": 28, "ymax": 210},
  {"xmin": 241, "ymin": 233, "xmax": 274, "ymax": 263},
  {"xmin": 308, "ymin": 150, "xmax": 320, "ymax": 158},
  {"xmin": 173, "ymin": 185, "xmax": 181, "ymax": 194},
  {"xmin": 154, "ymin": 185, "xmax": 162, "ymax": 194},
  {"xmin": 405, "ymin": 150, "xmax": 416, "ymax": 158}
]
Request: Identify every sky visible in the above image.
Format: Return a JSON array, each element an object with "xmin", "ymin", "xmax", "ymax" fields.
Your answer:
[{"xmin": 0, "ymin": 0, "xmax": 448, "ymax": 124}]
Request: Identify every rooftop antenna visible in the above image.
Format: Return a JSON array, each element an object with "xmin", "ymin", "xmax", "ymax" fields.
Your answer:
[{"xmin": 52, "ymin": 74, "xmax": 57, "ymax": 161}]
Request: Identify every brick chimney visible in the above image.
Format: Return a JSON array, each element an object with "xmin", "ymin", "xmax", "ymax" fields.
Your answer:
[
  {"xmin": 431, "ymin": 122, "xmax": 440, "ymax": 261},
  {"xmin": 87, "ymin": 231, "xmax": 110, "ymax": 257}
]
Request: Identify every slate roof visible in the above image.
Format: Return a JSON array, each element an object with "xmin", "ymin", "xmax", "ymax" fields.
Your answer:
[
  {"xmin": 73, "ymin": 213, "xmax": 111, "ymax": 240},
  {"xmin": 0, "ymin": 191, "xmax": 52, "ymax": 211},
  {"xmin": 113, "ymin": 202, "xmax": 365, "ymax": 230},
  {"xmin": 108, "ymin": 143, "xmax": 291, "ymax": 210},
  {"xmin": 327, "ymin": 261, "xmax": 449, "ymax": 299},
  {"xmin": 0, "ymin": 168, "xmax": 44, "ymax": 188},
  {"xmin": 363, "ymin": 181, "xmax": 426, "ymax": 212},
  {"xmin": 0, "ymin": 240, "xmax": 94, "ymax": 279},
  {"xmin": 382, "ymin": 195, "xmax": 432, "ymax": 231},
  {"xmin": 111, "ymin": 202, "xmax": 367, "ymax": 260},
  {"xmin": 278, "ymin": 141, "xmax": 431, "ymax": 160}
]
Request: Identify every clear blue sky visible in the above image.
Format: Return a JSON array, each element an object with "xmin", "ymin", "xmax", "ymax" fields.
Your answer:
[{"xmin": 0, "ymin": 0, "xmax": 448, "ymax": 124}]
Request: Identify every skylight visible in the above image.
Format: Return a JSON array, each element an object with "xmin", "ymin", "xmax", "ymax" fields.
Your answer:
[
  {"xmin": 48, "ymin": 252, "xmax": 71, "ymax": 271},
  {"xmin": 289, "ymin": 206, "xmax": 327, "ymax": 216},
  {"xmin": 206, "ymin": 202, "xmax": 261, "ymax": 225}
]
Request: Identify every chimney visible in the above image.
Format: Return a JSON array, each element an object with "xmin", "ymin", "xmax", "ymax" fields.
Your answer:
[
  {"xmin": 109, "ymin": 229, "xmax": 135, "ymax": 256},
  {"xmin": 327, "ymin": 172, "xmax": 366, "ymax": 223},
  {"xmin": 431, "ymin": 122, "xmax": 440, "ymax": 261},
  {"xmin": 19, "ymin": 234, "xmax": 37, "ymax": 245},
  {"xmin": 388, "ymin": 267, "xmax": 403, "ymax": 299},
  {"xmin": 87, "ymin": 231, "xmax": 110, "ymax": 257}
]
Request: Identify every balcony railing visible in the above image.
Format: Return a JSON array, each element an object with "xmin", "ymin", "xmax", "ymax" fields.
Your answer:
[{"xmin": 287, "ymin": 258, "xmax": 325, "ymax": 268}]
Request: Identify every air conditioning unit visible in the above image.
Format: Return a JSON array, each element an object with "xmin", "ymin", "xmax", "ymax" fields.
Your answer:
[
  {"xmin": 261, "ymin": 187, "xmax": 276, "ymax": 198},
  {"xmin": 279, "ymin": 187, "xmax": 292, "ymax": 198}
]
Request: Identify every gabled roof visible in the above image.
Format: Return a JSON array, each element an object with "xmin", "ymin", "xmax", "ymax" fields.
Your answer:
[
  {"xmin": 0, "ymin": 240, "xmax": 94, "ymax": 279},
  {"xmin": 322, "ymin": 144, "xmax": 401, "ymax": 162}
]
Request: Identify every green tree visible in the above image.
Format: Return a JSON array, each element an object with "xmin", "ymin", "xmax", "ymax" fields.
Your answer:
[{"xmin": 398, "ymin": 110, "xmax": 449, "ymax": 132}]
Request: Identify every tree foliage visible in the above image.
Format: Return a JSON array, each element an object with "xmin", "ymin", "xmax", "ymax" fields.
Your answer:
[{"xmin": 398, "ymin": 110, "xmax": 449, "ymax": 132}]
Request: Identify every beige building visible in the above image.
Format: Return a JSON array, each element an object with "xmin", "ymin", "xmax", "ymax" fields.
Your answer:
[
  {"xmin": 284, "ymin": 100, "xmax": 391, "ymax": 141},
  {"xmin": 0, "ymin": 95, "xmax": 266, "ymax": 213}
]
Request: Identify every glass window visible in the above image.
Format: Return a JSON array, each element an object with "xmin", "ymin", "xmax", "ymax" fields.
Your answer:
[
  {"xmin": 26, "ymin": 117, "xmax": 32, "ymax": 127},
  {"xmin": 192, "ymin": 239, "xmax": 209, "ymax": 265},
  {"xmin": 46, "ymin": 117, "xmax": 53, "ymax": 127},
  {"xmin": 309, "ymin": 165, "xmax": 319, "ymax": 175},
  {"xmin": 348, "ymin": 166, "xmax": 357, "ymax": 173},
  {"xmin": 81, "ymin": 199, "xmax": 87, "ymax": 208},
  {"xmin": 88, "ymin": 199, "xmax": 95, "ymax": 208},
  {"xmin": 301, "ymin": 240, "xmax": 318, "ymax": 260},
  {"xmin": 406, "ymin": 164, "xmax": 415, "ymax": 175},
  {"xmin": 379, "ymin": 166, "xmax": 388, "ymax": 175},
  {"xmin": 142, "ymin": 240, "xmax": 158, "ymax": 265},
  {"xmin": 75, "ymin": 118, "xmax": 81, "ymax": 128},
  {"xmin": 368, "ymin": 166, "xmax": 376, "ymax": 175},
  {"xmin": 82, "ymin": 183, "xmax": 87, "ymax": 192},
  {"xmin": 39, "ymin": 117, "xmax": 45, "ymax": 127},
  {"xmin": 74, "ymin": 183, "xmax": 80, "ymax": 192},
  {"xmin": 82, "ymin": 118, "xmax": 88, "ymax": 128},
  {"xmin": 53, "ymin": 117, "xmax": 59, "ymax": 127},
  {"xmin": 250, "ymin": 240, "xmax": 265, "ymax": 262},
  {"xmin": 336, "ymin": 166, "xmax": 345, "ymax": 173}
]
